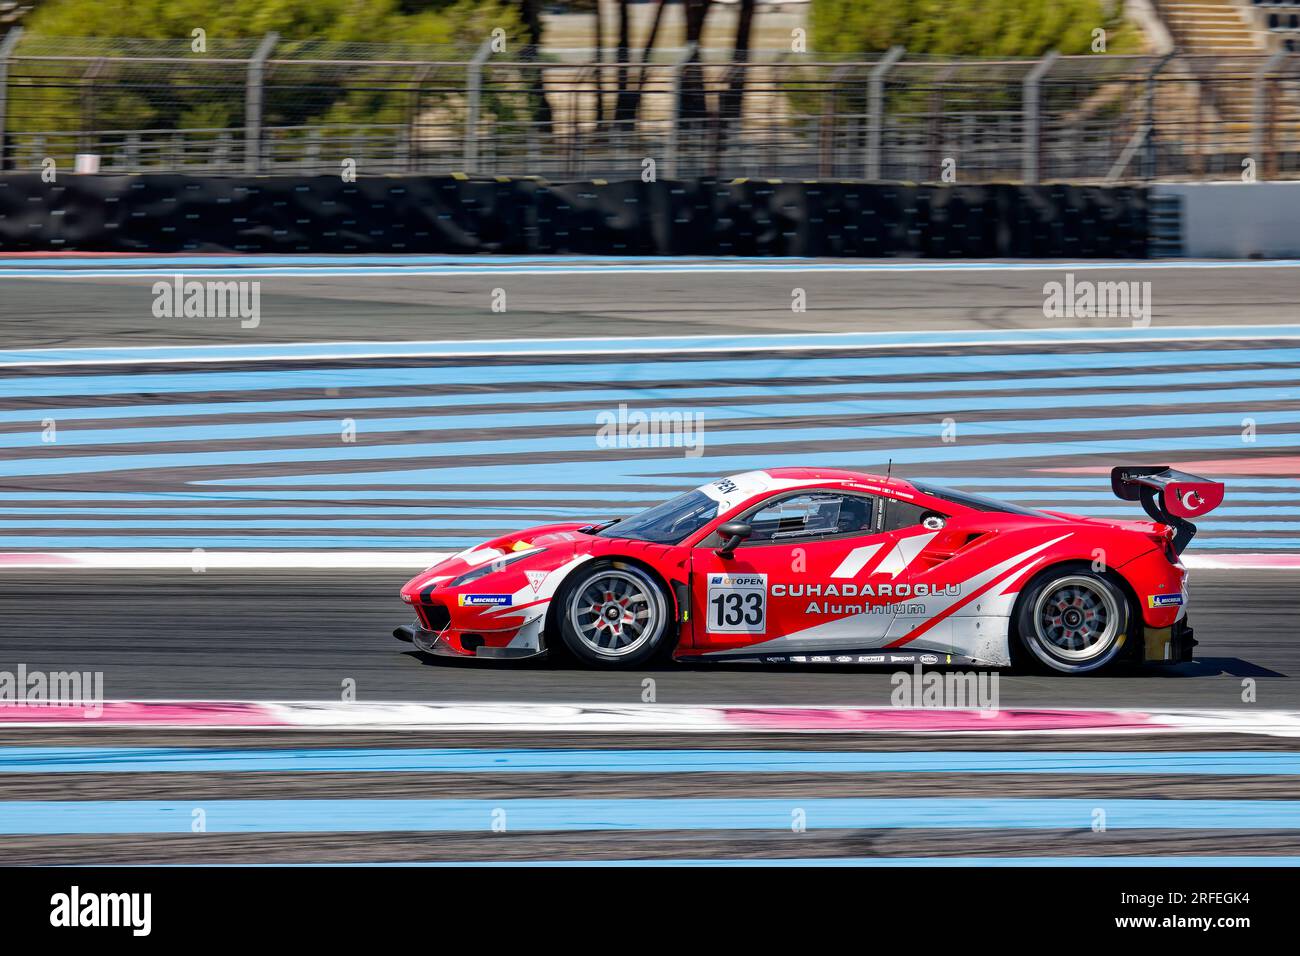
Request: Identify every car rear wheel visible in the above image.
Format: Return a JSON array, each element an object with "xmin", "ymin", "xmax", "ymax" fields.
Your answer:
[
  {"xmin": 1015, "ymin": 569, "xmax": 1129, "ymax": 674},
  {"xmin": 557, "ymin": 561, "xmax": 672, "ymax": 667}
]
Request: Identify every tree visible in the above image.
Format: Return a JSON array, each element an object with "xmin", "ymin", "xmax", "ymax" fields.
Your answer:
[
  {"xmin": 613, "ymin": 0, "xmax": 635, "ymax": 127},
  {"xmin": 808, "ymin": 0, "xmax": 1139, "ymax": 58},
  {"xmin": 19, "ymin": 0, "xmax": 526, "ymax": 138},
  {"xmin": 519, "ymin": 0, "xmax": 554, "ymax": 134},
  {"xmin": 593, "ymin": 0, "xmax": 606, "ymax": 124},
  {"xmin": 633, "ymin": 0, "xmax": 668, "ymax": 112},
  {"xmin": 721, "ymin": 0, "xmax": 755, "ymax": 124},
  {"xmin": 678, "ymin": 0, "xmax": 712, "ymax": 134}
]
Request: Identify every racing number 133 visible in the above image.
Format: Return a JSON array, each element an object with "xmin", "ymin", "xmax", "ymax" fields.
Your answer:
[{"xmin": 705, "ymin": 574, "xmax": 767, "ymax": 634}]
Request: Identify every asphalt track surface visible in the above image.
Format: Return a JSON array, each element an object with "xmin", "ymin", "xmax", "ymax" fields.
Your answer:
[
  {"xmin": 0, "ymin": 260, "xmax": 1295, "ymax": 704},
  {"xmin": 1, "ymin": 259, "xmax": 1298, "ymax": 865},
  {"xmin": 1, "ymin": 260, "xmax": 1298, "ymax": 348},
  {"xmin": 0, "ymin": 568, "xmax": 1292, "ymax": 707}
]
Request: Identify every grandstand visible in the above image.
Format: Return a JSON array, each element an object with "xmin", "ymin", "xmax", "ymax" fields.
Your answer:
[{"xmin": 1252, "ymin": 0, "xmax": 1300, "ymax": 51}]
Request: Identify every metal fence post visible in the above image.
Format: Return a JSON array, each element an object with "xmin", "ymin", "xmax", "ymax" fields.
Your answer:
[
  {"xmin": 463, "ymin": 37, "xmax": 494, "ymax": 174},
  {"xmin": 245, "ymin": 32, "xmax": 279, "ymax": 174},
  {"xmin": 1107, "ymin": 53, "xmax": 1173, "ymax": 182},
  {"xmin": 0, "ymin": 27, "xmax": 23, "ymax": 171},
  {"xmin": 1141, "ymin": 51, "xmax": 1173, "ymax": 180},
  {"xmin": 666, "ymin": 42, "xmax": 697, "ymax": 180},
  {"xmin": 1022, "ymin": 50, "xmax": 1058, "ymax": 184},
  {"xmin": 1252, "ymin": 50, "xmax": 1286, "ymax": 181},
  {"xmin": 865, "ymin": 45, "xmax": 904, "ymax": 181}
]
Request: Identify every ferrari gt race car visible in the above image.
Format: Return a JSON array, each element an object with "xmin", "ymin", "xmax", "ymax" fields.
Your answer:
[{"xmin": 393, "ymin": 466, "xmax": 1224, "ymax": 674}]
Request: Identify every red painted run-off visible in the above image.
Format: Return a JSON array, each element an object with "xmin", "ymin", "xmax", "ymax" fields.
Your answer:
[
  {"xmin": 0, "ymin": 701, "xmax": 1167, "ymax": 732},
  {"xmin": 723, "ymin": 708, "xmax": 1163, "ymax": 732},
  {"xmin": 0, "ymin": 701, "xmax": 282, "ymax": 725},
  {"xmin": 0, "ymin": 553, "xmax": 77, "ymax": 565}
]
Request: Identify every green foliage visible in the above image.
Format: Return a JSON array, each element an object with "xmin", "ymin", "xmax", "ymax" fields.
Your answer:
[
  {"xmin": 810, "ymin": 0, "xmax": 1141, "ymax": 57},
  {"xmin": 15, "ymin": 0, "xmax": 524, "ymax": 148},
  {"xmin": 26, "ymin": 0, "xmax": 516, "ymax": 46}
]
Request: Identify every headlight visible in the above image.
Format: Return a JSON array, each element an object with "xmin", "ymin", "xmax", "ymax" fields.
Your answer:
[{"xmin": 449, "ymin": 548, "xmax": 545, "ymax": 588}]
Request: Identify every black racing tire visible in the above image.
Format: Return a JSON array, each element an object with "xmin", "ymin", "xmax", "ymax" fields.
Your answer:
[
  {"xmin": 555, "ymin": 559, "xmax": 675, "ymax": 668},
  {"xmin": 1013, "ymin": 566, "xmax": 1129, "ymax": 675}
]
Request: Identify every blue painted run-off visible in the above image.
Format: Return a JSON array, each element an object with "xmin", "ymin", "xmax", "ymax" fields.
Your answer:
[
  {"xmin": 2, "ymin": 798, "xmax": 1300, "ymax": 833},
  {"xmin": 2, "ymin": 747, "xmax": 1300, "ymax": 774}
]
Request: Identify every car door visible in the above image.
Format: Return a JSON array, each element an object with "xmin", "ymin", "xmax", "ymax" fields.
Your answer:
[{"xmin": 688, "ymin": 490, "xmax": 902, "ymax": 659}]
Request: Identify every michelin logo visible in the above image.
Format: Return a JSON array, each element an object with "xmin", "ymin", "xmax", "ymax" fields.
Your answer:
[
  {"xmin": 1147, "ymin": 594, "xmax": 1184, "ymax": 609},
  {"xmin": 459, "ymin": 594, "xmax": 513, "ymax": 607}
]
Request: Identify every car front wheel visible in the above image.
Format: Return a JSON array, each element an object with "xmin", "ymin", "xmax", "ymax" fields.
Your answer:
[{"xmin": 556, "ymin": 561, "xmax": 673, "ymax": 667}]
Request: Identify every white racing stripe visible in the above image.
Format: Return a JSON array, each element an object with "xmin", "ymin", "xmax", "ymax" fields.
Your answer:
[
  {"xmin": 873, "ymin": 531, "xmax": 938, "ymax": 578},
  {"xmin": 0, "ymin": 551, "xmax": 1291, "ymax": 571},
  {"xmin": 830, "ymin": 544, "xmax": 884, "ymax": 578},
  {"xmin": 0, "ymin": 551, "xmax": 452, "ymax": 570}
]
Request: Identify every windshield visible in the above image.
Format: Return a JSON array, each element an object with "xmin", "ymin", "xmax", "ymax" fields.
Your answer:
[
  {"xmin": 909, "ymin": 481, "xmax": 1058, "ymax": 519},
  {"xmin": 596, "ymin": 489, "xmax": 721, "ymax": 544}
]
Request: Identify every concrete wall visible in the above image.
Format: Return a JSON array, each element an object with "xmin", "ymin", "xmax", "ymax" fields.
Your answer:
[{"xmin": 1155, "ymin": 182, "xmax": 1300, "ymax": 258}]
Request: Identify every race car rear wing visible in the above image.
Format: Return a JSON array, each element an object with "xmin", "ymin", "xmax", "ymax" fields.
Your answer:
[{"xmin": 1110, "ymin": 466, "xmax": 1225, "ymax": 555}]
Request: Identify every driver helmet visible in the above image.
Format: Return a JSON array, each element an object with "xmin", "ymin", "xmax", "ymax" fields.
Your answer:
[{"xmin": 835, "ymin": 496, "xmax": 873, "ymax": 533}]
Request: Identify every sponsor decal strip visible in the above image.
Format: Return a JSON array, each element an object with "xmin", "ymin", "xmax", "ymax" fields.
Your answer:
[{"xmin": 0, "ymin": 701, "xmax": 1299, "ymax": 736}]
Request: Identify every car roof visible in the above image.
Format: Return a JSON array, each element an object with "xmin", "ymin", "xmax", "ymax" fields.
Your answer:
[{"xmin": 759, "ymin": 466, "xmax": 920, "ymax": 497}]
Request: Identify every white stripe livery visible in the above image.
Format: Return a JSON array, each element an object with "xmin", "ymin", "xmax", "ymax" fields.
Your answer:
[
  {"xmin": 873, "ymin": 532, "xmax": 939, "ymax": 578},
  {"xmin": 830, "ymin": 544, "xmax": 884, "ymax": 578}
]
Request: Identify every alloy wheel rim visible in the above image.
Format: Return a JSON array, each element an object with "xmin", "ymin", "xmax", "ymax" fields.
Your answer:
[
  {"xmin": 1031, "ymin": 575, "xmax": 1120, "ymax": 663},
  {"xmin": 569, "ymin": 570, "xmax": 660, "ymax": 657}
]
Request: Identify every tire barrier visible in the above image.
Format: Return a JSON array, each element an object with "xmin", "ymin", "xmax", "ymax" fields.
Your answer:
[{"xmin": 0, "ymin": 175, "xmax": 1149, "ymax": 257}]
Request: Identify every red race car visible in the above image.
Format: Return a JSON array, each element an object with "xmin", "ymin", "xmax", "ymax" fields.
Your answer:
[{"xmin": 394, "ymin": 466, "xmax": 1223, "ymax": 674}]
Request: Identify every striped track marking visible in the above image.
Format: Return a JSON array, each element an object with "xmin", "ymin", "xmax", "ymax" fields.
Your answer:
[
  {"xmin": 3, "ymin": 258, "xmax": 1300, "ymax": 280},
  {"xmin": 2, "ymin": 748, "xmax": 1299, "ymax": 774},
  {"xmin": 1, "ymin": 701, "xmax": 1299, "ymax": 736},
  {"xmin": 0, "ymin": 327, "xmax": 1295, "ymax": 557},
  {"xmin": 2, "ymin": 254, "xmax": 1299, "ymax": 268},
  {"xmin": 260, "ymin": 857, "xmax": 1300, "ymax": 867},
  {"xmin": 3, "ymin": 323, "xmax": 1300, "ymax": 367},
  {"xmin": 4, "ymin": 797, "xmax": 1300, "ymax": 833}
]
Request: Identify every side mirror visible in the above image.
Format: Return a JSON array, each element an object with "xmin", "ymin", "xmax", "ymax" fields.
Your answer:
[{"xmin": 714, "ymin": 521, "xmax": 753, "ymax": 558}]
